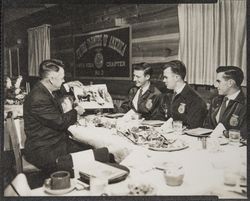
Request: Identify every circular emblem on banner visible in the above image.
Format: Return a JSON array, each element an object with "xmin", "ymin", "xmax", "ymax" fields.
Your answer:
[
  {"xmin": 94, "ymin": 52, "xmax": 104, "ymax": 69},
  {"xmin": 145, "ymin": 99, "xmax": 153, "ymax": 110},
  {"xmin": 229, "ymin": 114, "xmax": 239, "ymax": 127},
  {"xmin": 178, "ymin": 103, "xmax": 186, "ymax": 114}
]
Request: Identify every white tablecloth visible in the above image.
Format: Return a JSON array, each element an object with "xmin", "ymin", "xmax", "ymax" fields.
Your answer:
[{"xmin": 30, "ymin": 125, "xmax": 247, "ymax": 198}]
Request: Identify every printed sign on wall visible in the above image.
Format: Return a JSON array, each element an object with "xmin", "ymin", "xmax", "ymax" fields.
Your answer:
[{"xmin": 74, "ymin": 26, "xmax": 131, "ymax": 80}]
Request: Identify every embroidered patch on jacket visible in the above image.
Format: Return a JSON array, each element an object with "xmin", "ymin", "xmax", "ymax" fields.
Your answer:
[
  {"xmin": 178, "ymin": 103, "xmax": 186, "ymax": 114},
  {"xmin": 229, "ymin": 114, "xmax": 239, "ymax": 127},
  {"xmin": 145, "ymin": 99, "xmax": 153, "ymax": 110}
]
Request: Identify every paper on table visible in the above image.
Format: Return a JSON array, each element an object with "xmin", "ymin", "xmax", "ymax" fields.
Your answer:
[
  {"xmin": 210, "ymin": 123, "xmax": 226, "ymax": 138},
  {"xmin": 71, "ymin": 150, "xmax": 95, "ymax": 179}
]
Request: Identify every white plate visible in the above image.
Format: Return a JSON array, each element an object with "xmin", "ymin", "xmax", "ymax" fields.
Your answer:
[
  {"xmin": 141, "ymin": 120, "xmax": 165, "ymax": 126},
  {"xmin": 218, "ymin": 138, "xmax": 229, "ymax": 145},
  {"xmin": 44, "ymin": 179, "xmax": 76, "ymax": 195},
  {"xmin": 104, "ymin": 113, "xmax": 125, "ymax": 118}
]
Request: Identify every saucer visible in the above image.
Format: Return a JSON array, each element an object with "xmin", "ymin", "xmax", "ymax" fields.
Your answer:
[{"xmin": 44, "ymin": 179, "xmax": 76, "ymax": 195}]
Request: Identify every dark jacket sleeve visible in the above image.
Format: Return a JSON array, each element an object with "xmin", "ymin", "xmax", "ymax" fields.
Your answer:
[
  {"xmin": 185, "ymin": 99, "xmax": 208, "ymax": 128},
  {"xmin": 118, "ymin": 88, "xmax": 136, "ymax": 113},
  {"xmin": 151, "ymin": 94, "xmax": 171, "ymax": 121},
  {"xmin": 30, "ymin": 96, "xmax": 77, "ymax": 131}
]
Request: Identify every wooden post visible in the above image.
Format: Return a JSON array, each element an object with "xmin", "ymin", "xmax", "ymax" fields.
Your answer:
[
  {"xmin": 8, "ymin": 48, "xmax": 12, "ymax": 77},
  {"xmin": 17, "ymin": 47, "xmax": 20, "ymax": 75}
]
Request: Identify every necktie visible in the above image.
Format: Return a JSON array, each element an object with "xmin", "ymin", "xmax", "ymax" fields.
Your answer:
[
  {"xmin": 219, "ymin": 97, "xmax": 228, "ymax": 121},
  {"xmin": 172, "ymin": 91, "xmax": 177, "ymax": 102},
  {"xmin": 138, "ymin": 88, "xmax": 143, "ymax": 100}
]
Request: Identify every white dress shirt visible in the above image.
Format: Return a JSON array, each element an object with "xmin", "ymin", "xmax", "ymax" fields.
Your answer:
[
  {"xmin": 216, "ymin": 90, "xmax": 241, "ymax": 122},
  {"xmin": 132, "ymin": 82, "xmax": 150, "ymax": 110}
]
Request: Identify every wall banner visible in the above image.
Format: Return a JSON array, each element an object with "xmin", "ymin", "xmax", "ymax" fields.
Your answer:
[{"xmin": 74, "ymin": 26, "xmax": 131, "ymax": 80}]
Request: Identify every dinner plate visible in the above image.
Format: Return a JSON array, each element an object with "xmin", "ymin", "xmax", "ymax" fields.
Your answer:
[
  {"xmin": 104, "ymin": 113, "xmax": 125, "ymax": 118},
  {"xmin": 218, "ymin": 138, "xmax": 229, "ymax": 145},
  {"xmin": 141, "ymin": 120, "xmax": 165, "ymax": 126},
  {"xmin": 148, "ymin": 139, "xmax": 189, "ymax": 152},
  {"xmin": 184, "ymin": 128, "xmax": 213, "ymax": 137},
  {"xmin": 44, "ymin": 179, "xmax": 76, "ymax": 195},
  {"xmin": 149, "ymin": 144, "xmax": 189, "ymax": 152}
]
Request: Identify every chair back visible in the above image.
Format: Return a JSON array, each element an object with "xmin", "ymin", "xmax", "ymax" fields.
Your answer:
[
  {"xmin": 5, "ymin": 111, "xmax": 23, "ymax": 173},
  {"xmin": 4, "ymin": 173, "xmax": 31, "ymax": 196}
]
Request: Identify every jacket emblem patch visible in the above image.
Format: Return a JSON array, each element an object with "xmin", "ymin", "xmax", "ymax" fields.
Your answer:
[
  {"xmin": 229, "ymin": 114, "xmax": 239, "ymax": 127},
  {"xmin": 178, "ymin": 103, "xmax": 186, "ymax": 114},
  {"xmin": 145, "ymin": 99, "xmax": 153, "ymax": 110}
]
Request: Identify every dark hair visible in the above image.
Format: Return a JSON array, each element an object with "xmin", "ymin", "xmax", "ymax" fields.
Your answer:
[
  {"xmin": 162, "ymin": 60, "xmax": 186, "ymax": 80},
  {"xmin": 216, "ymin": 66, "xmax": 244, "ymax": 87},
  {"xmin": 133, "ymin": 62, "xmax": 153, "ymax": 77},
  {"xmin": 39, "ymin": 59, "xmax": 65, "ymax": 79}
]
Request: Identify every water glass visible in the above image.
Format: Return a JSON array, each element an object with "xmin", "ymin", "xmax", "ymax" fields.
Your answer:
[
  {"xmin": 90, "ymin": 176, "xmax": 108, "ymax": 195},
  {"xmin": 224, "ymin": 168, "xmax": 238, "ymax": 186},
  {"xmin": 173, "ymin": 121, "xmax": 183, "ymax": 134},
  {"xmin": 228, "ymin": 129, "xmax": 241, "ymax": 143}
]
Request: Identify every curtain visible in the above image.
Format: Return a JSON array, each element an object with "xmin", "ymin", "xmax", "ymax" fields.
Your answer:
[
  {"xmin": 178, "ymin": 0, "xmax": 246, "ymax": 86},
  {"xmin": 28, "ymin": 24, "xmax": 50, "ymax": 76}
]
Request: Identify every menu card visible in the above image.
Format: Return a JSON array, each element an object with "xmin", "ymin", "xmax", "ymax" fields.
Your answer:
[
  {"xmin": 72, "ymin": 84, "xmax": 114, "ymax": 109},
  {"xmin": 79, "ymin": 160, "xmax": 127, "ymax": 180}
]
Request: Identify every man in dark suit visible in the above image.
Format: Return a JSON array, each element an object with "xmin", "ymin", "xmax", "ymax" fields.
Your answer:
[
  {"xmin": 23, "ymin": 59, "xmax": 112, "ymax": 175},
  {"xmin": 205, "ymin": 66, "xmax": 247, "ymax": 138},
  {"xmin": 152, "ymin": 60, "xmax": 207, "ymax": 129},
  {"xmin": 118, "ymin": 63, "xmax": 161, "ymax": 120}
]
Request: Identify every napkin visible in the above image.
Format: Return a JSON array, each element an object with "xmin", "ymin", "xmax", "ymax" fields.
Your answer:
[
  {"xmin": 160, "ymin": 118, "xmax": 173, "ymax": 131},
  {"xmin": 210, "ymin": 123, "xmax": 226, "ymax": 138}
]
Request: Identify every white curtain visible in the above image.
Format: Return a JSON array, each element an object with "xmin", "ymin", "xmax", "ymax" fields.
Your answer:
[
  {"xmin": 28, "ymin": 24, "xmax": 51, "ymax": 76},
  {"xmin": 178, "ymin": 0, "xmax": 246, "ymax": 86}
]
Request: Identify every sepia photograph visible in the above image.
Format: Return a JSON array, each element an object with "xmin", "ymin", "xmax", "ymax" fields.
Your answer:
[{"xmin": 1, "ymin": 0, "xmax": 248, "ymax": 200}]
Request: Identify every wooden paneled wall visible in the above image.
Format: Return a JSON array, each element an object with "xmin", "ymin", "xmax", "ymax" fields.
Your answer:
[
  {"xmin": 49, "ymin": 4, "xmax": 179, "ymax": 96},
  {"xmin": 4, "ymin": 4, "xmax": 179, "ymax": 97}
]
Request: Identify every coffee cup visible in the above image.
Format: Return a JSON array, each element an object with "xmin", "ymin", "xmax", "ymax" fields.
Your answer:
[{"xmin": 45, "ymin": 171, "xmax": 71, "ymax": 190}]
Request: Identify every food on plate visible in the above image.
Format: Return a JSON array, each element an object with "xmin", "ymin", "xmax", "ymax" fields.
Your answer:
[{"xmin": 128, "ymin": 183, "xmax": 155, "ymax": 195}]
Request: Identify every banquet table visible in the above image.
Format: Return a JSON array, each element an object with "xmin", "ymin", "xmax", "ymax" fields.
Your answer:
[{"xmin": 29, "ymin": 117, "xmax": 247, "ymax": 199}]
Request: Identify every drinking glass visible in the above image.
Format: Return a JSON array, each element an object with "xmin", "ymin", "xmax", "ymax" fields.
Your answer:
[
  {"xmin": 228, "ymin": 129, "xmax": 241, "ymax": 143},
  {"xmin": 173, "ymin": 121, "xmax": 183, "ymax": 134},
  {"xmin": 90, "ymin": 176, "xmax": 108, "ymax": 195}
]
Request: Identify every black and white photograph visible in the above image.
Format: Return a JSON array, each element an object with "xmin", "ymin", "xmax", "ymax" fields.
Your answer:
[{"xmin": 2, "ymin": 0, "xmax": 248, "ymax": 200}]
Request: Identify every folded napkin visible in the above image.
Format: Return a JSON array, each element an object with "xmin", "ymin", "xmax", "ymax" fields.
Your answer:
[{"xmin": 210, "ymin": 123, "xmax": 226, "ymax": 138}]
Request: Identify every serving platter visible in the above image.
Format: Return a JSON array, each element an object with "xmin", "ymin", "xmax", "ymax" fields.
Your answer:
[{"xmin": 148, "ymin": 139, "xmax": 189, "ymax": 152}]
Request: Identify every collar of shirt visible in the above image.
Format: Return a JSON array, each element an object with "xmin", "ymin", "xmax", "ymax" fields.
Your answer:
[
  {"xmin": 132, "ymin": 82, "xmax": 150, "ymax": 111},
  {"xmin": 140, "ymin": 82, "xmax": 150, "ymax": 95},
  {"xmin": 226, "ymin": 90, "xmax": 241, "ymax": 101},
  {"xmin": 174, "ymin": 83, "xmax": 186, "ymax": 95}
]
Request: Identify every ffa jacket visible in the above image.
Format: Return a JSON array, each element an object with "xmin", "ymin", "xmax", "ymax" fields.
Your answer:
[
  {"xmin": 152, "ymin": 84, "xmax": 207, "ymax": 129},
  {"xmin": 204, "ymin": 90, "xmax": 247, "ymax": 138},
  {"xmin": 119, "ymin": 84, "xmax": 161, "ymax": 120}
]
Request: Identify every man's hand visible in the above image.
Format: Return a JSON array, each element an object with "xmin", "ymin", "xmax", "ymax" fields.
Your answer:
[
  {"xmin": 74, "ymin": 105, "xmax": 85, "ymax": 115},
  {"xmin": 66, "ymin": 81, "xmax": 83, "ymax": 88}
]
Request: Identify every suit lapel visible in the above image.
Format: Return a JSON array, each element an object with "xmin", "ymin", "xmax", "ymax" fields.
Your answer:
[{"xmin": 38, "ymin": 82, "xmax": 63, "ymax": 113}]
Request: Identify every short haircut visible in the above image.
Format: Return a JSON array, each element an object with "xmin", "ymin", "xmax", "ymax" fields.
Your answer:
[
  {"xmin": 162, "ymin": 60, "xmax": 186, "ymax": 80},
  {"xmin": 133, "ymin": 62, "xmax": 153, "ymax": 78},
  {"xmin": 39, "ymin": 59, "xmax": 65, "ymax": 79},
  {"xmin": 216, "ymin": 66, "xmax": 244, "ymax": 87}
]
